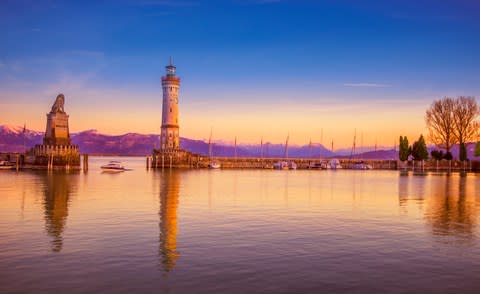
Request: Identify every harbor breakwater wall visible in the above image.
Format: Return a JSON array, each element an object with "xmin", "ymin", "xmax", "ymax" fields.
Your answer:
[{"xmin": 148, "ymin": 153, "xmax": 480, "ymax": 171}]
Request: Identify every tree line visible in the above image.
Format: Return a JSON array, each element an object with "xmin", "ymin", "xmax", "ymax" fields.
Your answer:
[{"xmin": 399, "ymin": 96, "xmax": 480, "ymax": 161}]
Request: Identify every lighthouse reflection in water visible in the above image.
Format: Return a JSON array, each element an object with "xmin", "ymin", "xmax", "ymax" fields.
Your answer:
[{"xmin": 158, "ymin": 170, "xmax": 180, "ymax": 272}]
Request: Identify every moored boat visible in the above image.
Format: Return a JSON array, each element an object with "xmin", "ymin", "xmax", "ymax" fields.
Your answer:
[
  {"xmin": 328, "ymin": 159, "xmax": 343, "ymax": 169},
  {"xmin": 101, "ymin": 161, "xmax": 126, "ymax": 172},
  {"xmin": 208, "ymin": 160, "xmax": 221, "ymax": 169},
  {"xmin": 273, "ymin": 161, "xmax": 297, "ymax": 170},
  {"xmin": 288, "ymin": 161, "xmax": 297, "ymax": 170},
  {"xmin": 273, "ymin": 161, "xmax": 288, "ymax": 170},
  {"xmin": 0, "ymin": 160, "xmax": 15, "ymax": 170},
  {"xmin": 351, "ymin": 161, "xmax": 373, "ymax": 170}
]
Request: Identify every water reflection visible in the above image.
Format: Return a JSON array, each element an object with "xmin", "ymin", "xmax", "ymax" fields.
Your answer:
[
  {"xmin": 158, "ymin": 170, "xmax": 180, "ymax": 272},
  {"xmin": 40, "ymin": 172, "xmax": 78, "ymax": 252},
  {"xmin": 425, "ymin": 174, "xmax": 477, "ymax": 243},
  {"xmin": 398, "ymin": 171, "xmax": 426, "ymax": 214}
]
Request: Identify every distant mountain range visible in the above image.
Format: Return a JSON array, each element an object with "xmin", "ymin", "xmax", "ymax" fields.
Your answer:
[{"xmin": 1, "ymin": 124, "xmax": 478, "ymax": 160}]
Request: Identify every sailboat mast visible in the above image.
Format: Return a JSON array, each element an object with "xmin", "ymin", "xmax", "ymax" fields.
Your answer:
[
  {"xmin": 284, "ymin": 134, "xmax": 289, "ymax": 160},
  {"xmin": 260, "ymin": 137, "xmax": 263, "ymax": 159},
  {"xmin": 208, "ymin": 127, "xmax": 213, "ymax": 158},
  {"xmin": 320, "ymin": 128, "xmax": 323, "ymax": 160},
  {"xmin": 234, "ymin": 136, "xmax": 237, "ymax": 159},
  {"xmin": 350, "ymin": 129, "xmax": 356, "ymax": 159},
  {"xmin": 309, "ymin": 138, "xmax": 312, "ymax": 158}
]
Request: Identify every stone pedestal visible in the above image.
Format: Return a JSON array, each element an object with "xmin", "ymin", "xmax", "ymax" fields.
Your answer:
[
  {"xmin": 44, "ymin": 111, "xmax": 71, "ymax": 145},
  {"xmin": 28, "ymin": 93, "xmax": 80, "ymax": 170}
]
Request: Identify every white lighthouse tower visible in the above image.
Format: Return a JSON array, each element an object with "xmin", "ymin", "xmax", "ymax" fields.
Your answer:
[{"xmin": 160, "ymin": 58, "xmax": 180, "ymax": 152}]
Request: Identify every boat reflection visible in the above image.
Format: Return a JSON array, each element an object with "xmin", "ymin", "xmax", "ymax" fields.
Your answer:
[
  {"xmin": 40, "ymin": 172, "xmax": 78, "ymax": 252},
  {"xmin": 158, "ymin": 170, "xmax": 180, "ymax": 272}
]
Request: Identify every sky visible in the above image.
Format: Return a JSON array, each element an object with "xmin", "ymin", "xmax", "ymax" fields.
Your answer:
[{"xmin": 1, "ymin": 0, "xmax": 479, "ymax": 148}]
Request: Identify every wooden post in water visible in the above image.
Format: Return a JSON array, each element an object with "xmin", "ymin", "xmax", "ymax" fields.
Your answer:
[
  {"xmin": 162, "ymin": 155, "xmax": 164, "ymax": 169},
  {"xmin": 146, "ymin": 156, "xmax": 150, "ymax": 169},
  {"xmin": 169, "ymin": 155, "xmax": 172, "ymax": 169},
  {"xmin": 16, "ymin": 154, "xmax": 19, "ymax": 172},
  {"xmin": 83, "ymin": 154, "xmax": 89, "ymax": 172}
]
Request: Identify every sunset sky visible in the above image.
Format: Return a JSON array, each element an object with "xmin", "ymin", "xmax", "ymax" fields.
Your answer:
[{"xmin": 1, "ymin": 0, "xmax": 479, "ymax": 148}]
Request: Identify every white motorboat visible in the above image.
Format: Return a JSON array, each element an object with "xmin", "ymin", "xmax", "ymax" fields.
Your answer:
[
  {"xmin": 351, "ymin": 161, "xmax": 373, "ymax": 170},
  {"xmin": 273, "ymin": 161, "xmax": 288, "ymax": 170},
  {"xmin": 208, "ymin": 160, "xmax": 221, "ymax": 169},
  {"xmin": 328, "ymin": 159, "xmax": 343, "ymax": 169},
  {"xmin": 273, "ymin": 161, "xmax": 297, "ymax": 170},
  {"xmin": 101, "ymin": 161, "xmax": 126, "ymax": 172},
  {"xmin": 288, "ymin": 161, "xmax": 297, "ymax": 170},
  {"xmin": 0, "ymin": 160, "xmax": 15, "ymax": 170}
]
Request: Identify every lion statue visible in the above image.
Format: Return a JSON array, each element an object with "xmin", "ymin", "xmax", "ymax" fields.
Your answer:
[{"xmin": 51, "ymin": 93, "xmax": 65, "ymax": 113}]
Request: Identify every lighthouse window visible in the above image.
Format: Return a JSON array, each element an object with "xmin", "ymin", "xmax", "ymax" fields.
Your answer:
[{"xmin": 170, "ymin": 107, "xmax": 172, "ymax": 113}]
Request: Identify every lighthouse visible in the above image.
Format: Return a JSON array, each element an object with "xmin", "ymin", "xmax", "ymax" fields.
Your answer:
[{"xmin": 160, "ymin": 58, "xmax": 180, "ymax": 152}]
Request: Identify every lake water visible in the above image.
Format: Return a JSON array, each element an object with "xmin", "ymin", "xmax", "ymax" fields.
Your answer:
[{"xmin": 1, "ymin": 157, "xmax": 479, "ymax": 293}]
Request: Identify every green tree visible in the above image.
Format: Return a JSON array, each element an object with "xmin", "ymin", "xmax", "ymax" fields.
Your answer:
[
  {"xmin": 411, "ymin": 135, "xmax": 429, "ymax": 161},
  {"xmin": 431, "ymin": 150, "xmax": 444, "ymax": 160},
  {"xmin": 399, "ymin": 136, "xmax": 409, "ymax": 161},
  {"xmin": 475, "ymin": 142, "xmax": 480, "ymax": 157},
  {"xmin": 444, "ymin": 151, "xmax": 453, "ymax": 160}
]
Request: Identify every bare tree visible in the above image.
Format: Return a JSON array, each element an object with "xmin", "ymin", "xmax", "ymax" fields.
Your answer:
[
  {"xmin": 452, "ymin": 96, "xmax": 479, "ymax": 146},
  {"xmin": 425, "ymin": 97, "xmax": 456, "ymax": 153}
]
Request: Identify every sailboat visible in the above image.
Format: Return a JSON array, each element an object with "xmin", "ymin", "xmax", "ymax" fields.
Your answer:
[
  {"xmin": 273, "ymin": 134, "xmax": 296, "ymax": 170},
  {"xmin": 328, "ymin": 139, "xmax": 342, "ymax": 170},
  {"xmin": 350, "ymin": 129, "xmax": 372, "ymax": 170},
  {"xmin": 208, "ymin": 128, "xmax": 221, "ymax": 169}
]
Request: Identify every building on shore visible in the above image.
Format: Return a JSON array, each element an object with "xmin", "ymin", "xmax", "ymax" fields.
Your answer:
[{"xmin": 25, "ymin": 94, "xmax": 80, "ymax": 169}]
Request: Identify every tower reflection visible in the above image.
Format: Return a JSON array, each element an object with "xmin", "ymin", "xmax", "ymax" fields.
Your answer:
[
  {"xmin": 158, "ymin": 170, "xmax": 180, "ymax": 272},
  {"xmin": 40, "ymin": 172, "xmax": 77, "ymax": 252}
]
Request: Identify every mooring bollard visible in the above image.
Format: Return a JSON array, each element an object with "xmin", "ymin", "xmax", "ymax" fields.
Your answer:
[{"xmin": 83, "ymin": 154, "xmax": 89, "ymax": 172}]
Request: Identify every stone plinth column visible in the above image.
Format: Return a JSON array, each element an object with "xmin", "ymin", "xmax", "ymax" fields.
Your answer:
[{"xmin": 44, "ymin": 93, "xmax": 71, "ymax": 146}]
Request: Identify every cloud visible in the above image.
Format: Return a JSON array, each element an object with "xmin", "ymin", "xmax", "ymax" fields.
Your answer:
[
  {"xmin": 31, "ymin": 28, "xmax": 41, "ymax": 32},
  {"xmin": 343, "ymin": 83, "xmax": 391, "ymax": 88}
]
